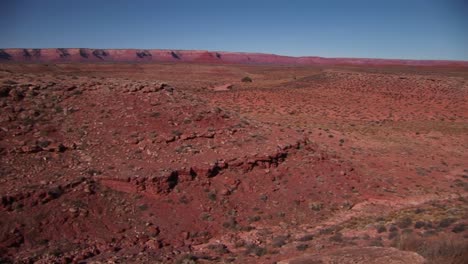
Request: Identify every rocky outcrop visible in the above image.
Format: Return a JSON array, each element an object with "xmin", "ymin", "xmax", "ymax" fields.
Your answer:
[
  {"xmin": 99, "ymin": 139, "xmax": 304, "ymax": 195},
  {"xmin": 212, "ymin": 83, "xmax": 233, "ymax": 91}
]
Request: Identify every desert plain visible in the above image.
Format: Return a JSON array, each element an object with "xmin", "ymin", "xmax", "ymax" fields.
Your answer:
[{"xmin": 0, "ymin": 49, "xmax": 467, "ymax": 263}]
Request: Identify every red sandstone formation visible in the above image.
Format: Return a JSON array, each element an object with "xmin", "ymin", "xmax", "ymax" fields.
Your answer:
[{"xmin": 1, "ymin": 48, "xmax": 467, "ymax": 67}]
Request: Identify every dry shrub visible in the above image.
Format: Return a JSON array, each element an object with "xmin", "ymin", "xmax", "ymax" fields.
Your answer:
[
  {"xmin": 395, "ymin": 233, "xmax": 468, "ymax": 264},
  {"xmin": 241, "ymin": 76, "xmax": 253, "ymax": 83}
]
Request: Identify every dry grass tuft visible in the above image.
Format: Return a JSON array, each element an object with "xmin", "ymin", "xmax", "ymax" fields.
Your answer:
[{"xmin": 395, "ymin": 233, "xmax": 468, "ymax": 264}]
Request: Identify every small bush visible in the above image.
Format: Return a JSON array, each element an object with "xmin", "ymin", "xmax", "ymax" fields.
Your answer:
[
  {"xmin": 369, "ymin": 239, "xmax": 383, "ymax": 247},
  {"xmin": 297, "ymin": 234, "xmax": 314, "ymax": 241},
  {"xmin": 175, "ymin": 254, "xmax": 198, "ymax": 264},
  {"xmin": 319, "ymin": 227, "xmax": 335, "ymax": 235},
  {"xmin": 207, "ymin": 191, "xmax": 217, "ymax": 201},
  {"xmin": 309, "ymin": 202, "xmax": 324, "ymax": 211},
  {"xmin": 244, "ymin": 244, "xmax": 267, "ymax": 256},
  {"xmin": 376, "ymin": 225, "xmax": 387, "ymax": 233},
  {"xmin": 296, "ymin": 244, "xmax": 309, "ymax": 251},
  {"xmin": 423, "ymin": 230, "xmax": 438, "ymax": 237},
  {"xmin": 240, "ymin": 225, "xmax": 255, "ymax": 232},
  {"xmin": 402, "ymin": 228, "xmax": 413, "ymax": 234},
  {"xmin": 330, "ymin": 232, "xmax": 343, "ymax": 243},
  {"xmin": 452, "ymin": 224, "xmax": 465, "ymax": 233},
  {"xmin": 248, "ymin": 215, "xmax": 261, "ymax": 223},
  {"xmin": 439, "ymin": 218, "xmax": 456, "ymax": 228},
  {"xmin": 172, "ymin": 130, "xmax": 183, "ymax": 136},
  {"xmin": 241, "ymin": 76, "xmax": 253, "ymax": 83},
  {"xmin": 208, "ymin": 243, "xmax": 229, "ymax": 254},
  {"xmin": 234, "ymin": 240, "xmax": 245, "ymax": 248},
  {"xmin": 397, "ymin": 217, "xmax": 413, "ymax": 229},
  {"xmin": 200, "ymin": 212, "xmax": 212, "ymax": 221},
  {"xmin": 414, "ymin": 221, "xmax": 426, "ymax": 229},
  {"xmin": 388, "ymin": 231, "xmax": 399, "ymax": 240},
  {"xmin": 179, "ymin": 195, "xmax": 190, "ymax": 204},
  {"xmin": 272, "ymin": 235, "xmax": 289, "ymax": 248},
  {"xmin": 222, "ymin": 217, "xmax": 238, "ymax": 230},
  {"xmin": 138, "ymin": 204, "xmax": 149, "ymax": 211}
]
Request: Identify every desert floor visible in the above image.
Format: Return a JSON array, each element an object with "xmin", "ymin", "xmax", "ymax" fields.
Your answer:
[{"xmin": 0, "ymin": 63, "xmax": 467, "ymax": 263}]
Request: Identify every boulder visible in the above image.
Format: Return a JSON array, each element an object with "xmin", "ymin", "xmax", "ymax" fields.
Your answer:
[{"xmin": 212, "ymin": 83, "xmax": 233, "ymax": 91}]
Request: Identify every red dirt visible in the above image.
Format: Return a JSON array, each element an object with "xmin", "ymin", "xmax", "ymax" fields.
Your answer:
[{"xmin": 0, "ymin": 62, "xmax": 467, "ymax": 263}]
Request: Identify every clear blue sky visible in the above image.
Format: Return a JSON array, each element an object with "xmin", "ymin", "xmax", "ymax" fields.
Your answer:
[{"xmin": 1, "ymin": 0, "xmax": 467, "ymax": 60}]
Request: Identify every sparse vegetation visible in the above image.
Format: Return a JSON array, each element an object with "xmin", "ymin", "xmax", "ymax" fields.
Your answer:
[
  {"xmin": 241, "ymin": 76, "xmax": 252, "ymax": 83},
  {"xmin": 396, "ymin": 217, "xmax": 413, "ymax": 229},
  {"xmin": 395, "ymin": 233, "xmax": 468, "ymax": 264},
  {"xmin": 172, "ymin": 130, "xmax": 183, "ymax": 136},
  {"xmin": 244, "ymin": 243, "xmax": 267, "ymax": 256},
  {"xmin": 438, "ymin": 218, "xmax": 456, "ymax": 228},
  {"xmin": 414, "ymin": 221, "xmax": 426, "ymax": 229},
  {"xmin": 208, "ymin": 243, "xmax": 229, "ymax": 254},
  {"xmin": 296, "ymin": 244, "xmax": 308, "ymax": 251},
  {"xmin": 297, "ymin": 234, "xmax": 314, "ymax": 241},
  {"xmin": 137, "ymin": 204, "xmax": 149, "ymax": 211},
  {"xmin": 330, "ymin": 232, "xmax": 344, "ymax": 242},
  {"xmin": 207, "ymin": 191, "xmax": 217, "ymax": 201},
  {"xmin": 248, "ymin": 215, "xmax": 261, "ymax": 223},
  {"xmin": 271, "ymin": 235, "xmax": 289, "ymax": 248},
  {"xmin": 376, "ymin": 225, "xmax": 387, "ymax": 233},
  {"xmin": 451, "ymin": 224, "xmax": 465, "ymax": 233},
  {"xmin": 175, "ymin": 254, "xmax": 198, "ymax": 264}
]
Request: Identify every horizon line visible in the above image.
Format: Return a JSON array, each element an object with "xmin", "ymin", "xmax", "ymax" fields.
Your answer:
[{"xmin": 2, "ymin": 47, "xmax": 468, "ymax": 63}]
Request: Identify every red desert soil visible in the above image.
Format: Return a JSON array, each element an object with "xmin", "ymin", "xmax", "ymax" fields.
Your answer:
[{"xmin": 0, "ymin": 60, "xmax": 467, "ymax": 263}]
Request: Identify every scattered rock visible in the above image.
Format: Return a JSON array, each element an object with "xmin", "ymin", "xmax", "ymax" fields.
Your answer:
[{"xmin": 212, "ymin": 83, "xmax": 233, "ymax": 91}]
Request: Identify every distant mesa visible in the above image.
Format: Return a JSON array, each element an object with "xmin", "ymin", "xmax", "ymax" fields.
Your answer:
[
  {"xmin": 57, "ymin": 48, "xmax": 70, "ymax": 58},
  {"xmin": 92, "ymin": 49, "xmax": 109, "ymax": 60},
  {"xmin": 0, "ymin": 48, "xmax": 466, "ymax": 67},
  {"xmin": 136, "ymin": 50, "xmax": 152, "ymax": 59},
  {"xmin": 0, "ymin": 49, "xmax": 12, "ymax": 60},
  {"xmin": 170, "ymin": 51, "xmax": 181, "ymax": 60},
  {"xmin": 79, "ymin": 48, "xmax": 89, "ymax": 58},
  {"xmin": 32, "ymin": 49, "xmax": 41, "ymax": 58},
  {"xmin": 23, "ymin": 49, "xmax": 32, "ymax": 58}
]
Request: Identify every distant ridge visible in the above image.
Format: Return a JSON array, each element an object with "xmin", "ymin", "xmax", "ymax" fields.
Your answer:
[{"xmin": 1, "ymin": 48, "xmax": 467, "ymax": 67}]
